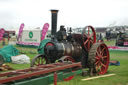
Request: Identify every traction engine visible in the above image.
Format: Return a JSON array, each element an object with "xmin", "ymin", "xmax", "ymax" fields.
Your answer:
[{"xmin": 31, "ymin": 10, "xmax": 109, "ymax": 79}]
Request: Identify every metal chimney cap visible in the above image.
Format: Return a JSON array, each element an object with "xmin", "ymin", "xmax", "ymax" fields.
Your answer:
[{"xmin": 50, "ymin": 9, "xmax": 59, "ymax": 13}]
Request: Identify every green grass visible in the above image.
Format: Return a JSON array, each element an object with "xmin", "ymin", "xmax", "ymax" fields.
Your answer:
[
  {"xmin": 104, "ymin": 39, "xmax": 115, "ymax": 46},
  {"xmin": 1, "ymin": 39, "xmax": 128, "ymax": 85}
]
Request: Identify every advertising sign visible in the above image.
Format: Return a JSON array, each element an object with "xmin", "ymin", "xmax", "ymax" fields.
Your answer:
[{"xmin": 21, "ymin": 30, "xmax": 41, "ymax": 43}]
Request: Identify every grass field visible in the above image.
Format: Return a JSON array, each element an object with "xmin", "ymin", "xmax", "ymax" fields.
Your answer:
[{"xmin": 1, "ymin": 39, "xmax": 128, "ymax": 85}]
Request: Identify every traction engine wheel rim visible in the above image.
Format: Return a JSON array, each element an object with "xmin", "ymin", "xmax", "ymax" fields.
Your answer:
[
  {"xmin": 31, "ymin": 54, "xmax": 49, "ymax": 67},
  {"xmin": 59, "ymin": 56, "xmax": 75, "ymax": 81},
  {"xmin": 89, "ymin": 43, "xmax": 109, "ymax": 75},
  {"xmin": 82, "ymin": 26, "xmax": 96, "ymax": 52}
]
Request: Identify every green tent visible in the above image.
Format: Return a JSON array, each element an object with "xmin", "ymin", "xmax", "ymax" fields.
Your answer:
[{"xmin": 0, "ymin": 45, "xmax": 19, "ymax": 62}]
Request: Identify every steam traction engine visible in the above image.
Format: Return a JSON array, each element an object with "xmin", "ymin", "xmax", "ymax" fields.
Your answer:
[
  {"xmin": 31, "ymin": 10, "xmax": 109, "ymax": 78},
  {"xmin": 0, "ymin": 10, "xmax": 110, "ymax": 85}
]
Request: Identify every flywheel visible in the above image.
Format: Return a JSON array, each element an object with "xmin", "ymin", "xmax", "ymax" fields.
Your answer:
[{"xmin": 82, "ymin": 26, "xmax": 96, "ymax": 52}]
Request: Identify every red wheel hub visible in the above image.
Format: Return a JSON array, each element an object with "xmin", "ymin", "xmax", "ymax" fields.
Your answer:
[{"xmin": 82, "ymin": 26, "xmax": 96, "ymax": 51}]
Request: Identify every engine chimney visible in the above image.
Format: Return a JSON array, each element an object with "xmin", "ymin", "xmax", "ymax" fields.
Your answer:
[{"xmin": 50, "ymin": 10, "xmax": 59, "ymax": 36}]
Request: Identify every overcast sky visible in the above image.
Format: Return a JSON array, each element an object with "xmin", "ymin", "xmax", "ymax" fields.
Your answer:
[{"xmin": 0, "ymin": 0, "xmax": 128, "ymax": 31}]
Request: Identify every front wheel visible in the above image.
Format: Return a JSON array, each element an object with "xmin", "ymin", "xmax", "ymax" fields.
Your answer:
[{"xmin": 31, "ymin": 54, "xmax": 49, "ymax": 67}]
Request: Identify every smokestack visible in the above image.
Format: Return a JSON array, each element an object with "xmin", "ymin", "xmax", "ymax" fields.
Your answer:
[{"xmin": 50, "ymin": 9, "xmax": 59, "ymax": 36}]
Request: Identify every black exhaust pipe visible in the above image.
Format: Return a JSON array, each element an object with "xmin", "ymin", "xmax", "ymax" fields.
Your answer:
[{"xmin": 50, "ymin": 10, "xmax": 59, "ymax": 36}]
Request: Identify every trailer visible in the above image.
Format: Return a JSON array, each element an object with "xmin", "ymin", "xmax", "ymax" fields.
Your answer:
[{"xmin": 0, "ymin": 62, "xmax": 82, "ymax": 85}]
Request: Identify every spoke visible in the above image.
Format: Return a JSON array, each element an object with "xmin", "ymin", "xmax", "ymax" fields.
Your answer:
[
  {"xmin": 96, "ymin": 56, "xmax": 100, "ymax": 60},
  {"xmin": 101, "ymin": 48, "xmax": 105, "ymax": 53},
  {"xmin": 39, "ymin": 57, "xmax": 41, "ymax": 64},
  {"xmin": 84, "ymin": 34, "xmax": 88, "ymax": 37},
  {"xmin": 89, "ymin": 33, "xmax": 93, "ymax": 38},
  {"xmin": 39, "ymin": 57, "xmax": 42, "ymax": 64},
  {"xmin": 101, "ymin": 62, "xmax": 106, "ymax": 68},
  {"xmin": 41, "ymin": 58, "xmax": 44, "ymax": 64},
  {"xmin": 36, "ymin": 62, "xmax": 40, "ymax": 65},
  {"xmin": 99, "ymin": 47, "xmax": 102, "ymax": 55},
  {"xmin": 95, "ymin": 60, "xmax": 99, "ymax": 65},
  {"xmin": 35, "ymin": 62, "xmax": 38, "ymax": 65},
  {"xmin": 101, "ymin": 48, "xmax": 105, "ymax": 56},
  {"xmin": 96, "ymin": 62, "xmax": 101, "ymax": 71},
  {"xmin": 98, "ymin": 46, "xmax": 101, "ymax": 52},
  {"xmin": 44, "ymin": 58, "xmax": 46, "ymax": 63},
  {"xmin": 88, "ymin": 27, "xmax": 90, "ymax": 35},
  {"xmin": 90, "ymin": 39, "xmax": 93, "ymax": 44},
  {"xmin": 36, "ymin": 58, "xmax": 40, "ymax": 63},
  {"xmin": 88, "ymin": 40, "xmax": 90, "ymax": 50},
  {"xmin": 99, "ymin": 66, "xmax": 102, "ymax": 72},
  {"xmin": 98, "ymin": 46, "xmax": 102, "ymax": 57},
  {"xmin": 43, "ymin": 58, "xmax": 45, "ymax": 62},
  {"xmin": 84, "ymin": 39, "xmax": 88, "ymax": 45},
  {"xmin": 96, "ymin": 51, "xmax": 100, "ymax": 57},
  {"xmin": 40, "ymin": 59, "xmax": 42, "ymax": 64},
  {"xmin": 102, "ymin": 56, "xmax": 107, "ymax": 59}
]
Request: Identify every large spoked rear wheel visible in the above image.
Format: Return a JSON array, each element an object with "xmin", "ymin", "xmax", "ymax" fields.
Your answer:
[
  {"xmin": 59, "ymin": 56, "xmax": 75, "ymax": 81},
  {"xmin": 31, "ymin": 54, "xmax": 49, "ymax": 67},
  {"xmin": 88, "ymin": 43, "xmax": 109, "ymax": 75},
  {"xmin": 82, "ymin": 26, "xmax": 96, "ymax": 52}
]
